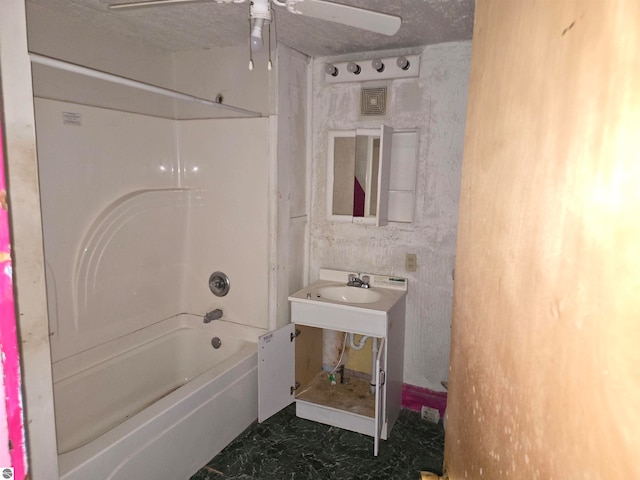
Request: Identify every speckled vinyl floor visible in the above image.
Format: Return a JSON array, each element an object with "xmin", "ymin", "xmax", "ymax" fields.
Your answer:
[{"xmin": 190, "ymin": 404, "xmax": 444, "ymax": 480}]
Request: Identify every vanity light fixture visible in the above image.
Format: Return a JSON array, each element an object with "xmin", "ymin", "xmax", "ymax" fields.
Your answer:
[
  {"xmin": 324, "ymin": 54, "xmax": 420, "ymax": 83},
  {"xmin": 371, "ymin": 58, "xmax": 385, "ymax": 72},
  {"xmin": 396, "ymin": 56, "xmax": 411, "ymax": 71},
  {"xmin": 325, "ymin": 63, "xmax": 339, "ymax": 77},
  {"xmin": 347, "ymin": 62, "xmax": 362, "ymax": 75}
]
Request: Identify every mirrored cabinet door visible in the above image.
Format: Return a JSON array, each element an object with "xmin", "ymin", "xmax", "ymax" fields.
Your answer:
[{"xmin": 327, "ymin": 125, "xmax": 393, "ymax": 226}]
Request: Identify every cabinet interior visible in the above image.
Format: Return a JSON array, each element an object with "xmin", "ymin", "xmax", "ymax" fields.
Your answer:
[{"xmin": 294, "ymin": 325, "xmax": 380, "ymax": 418}]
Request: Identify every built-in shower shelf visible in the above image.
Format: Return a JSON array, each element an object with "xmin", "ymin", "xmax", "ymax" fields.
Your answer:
[{"xmin": 30, "ymin": 53, "xmax": 261, "ymax": 120}]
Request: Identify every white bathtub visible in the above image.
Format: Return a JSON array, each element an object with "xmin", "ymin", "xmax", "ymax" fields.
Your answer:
[{"xmin": 53, "ymin": 314, "xmax": 262, "ymax": 480}]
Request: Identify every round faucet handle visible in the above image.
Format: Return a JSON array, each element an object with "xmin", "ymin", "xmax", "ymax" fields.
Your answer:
[{"xmin": 362, "ymin": 275, "xmax": 370, "ymax": 285}]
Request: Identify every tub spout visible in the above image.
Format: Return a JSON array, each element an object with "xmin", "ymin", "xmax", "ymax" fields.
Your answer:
[{"xmin": 203, "ymin": 309, "xmax": 223, "ymax": 323}]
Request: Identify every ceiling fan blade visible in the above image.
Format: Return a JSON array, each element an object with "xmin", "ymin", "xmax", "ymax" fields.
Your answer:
[
  {"xmin": 292, "ymin": 0, "xmax": 401, "ymax": 36},
  {"xmin": 108, "ymin": 0, "xmax": 220, "ymax": 11}
]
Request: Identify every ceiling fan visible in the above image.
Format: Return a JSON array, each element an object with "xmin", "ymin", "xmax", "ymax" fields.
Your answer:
[
  {"xmin": 107, "ymin": 0, "xmax": 402, "ymax": 39},
  {"xmin": 108, "ymin": 0, "xmax": 401, "ymax": 71}
]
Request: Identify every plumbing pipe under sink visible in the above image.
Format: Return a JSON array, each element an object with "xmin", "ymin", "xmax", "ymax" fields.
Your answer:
[{"xmin": 349, "ymin": 333, "xmax": 378, "ymax": 394}]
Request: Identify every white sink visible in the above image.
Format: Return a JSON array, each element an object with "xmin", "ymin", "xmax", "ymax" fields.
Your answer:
[
  {"xmin": 288, "ymin": 270, "xmax": 408, "ymax": 337},
  {"xmin": 316, "ymin": 285, "xmax": 382, "ymax": 304}
]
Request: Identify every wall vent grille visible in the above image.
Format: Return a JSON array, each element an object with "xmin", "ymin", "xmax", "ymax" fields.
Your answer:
[{"xmin": 361, "ymin": 87, "xmax": 387, "ymax": 116}]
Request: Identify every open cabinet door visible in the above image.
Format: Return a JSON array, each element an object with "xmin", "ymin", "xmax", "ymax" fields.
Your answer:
[
  {"xmin": 373, "ymin": 338, "xmax": 386, "ymax": 456},
  {"xmin": 258, "ymin": 323, "xmax": 296, "ymax": 422},
  {"xmin": 376, "ymin": 125, "xmax": 393, "ymax": 226}
]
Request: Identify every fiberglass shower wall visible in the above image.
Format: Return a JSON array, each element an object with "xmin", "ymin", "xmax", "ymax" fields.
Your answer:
[
  {"xmin": 35, "ymin": 98, "xmax": 181, "ymax": 361},
  {"xmin": 31, "ymin": 53, "xmax": 272, "ymax": 365},
  {"xmin": 35, "ymin": 98, "xmax": 271, "ymax": 362},
  {"xmin": 36, "ymin": 103, "xmax": 272, "ymax": 363}
]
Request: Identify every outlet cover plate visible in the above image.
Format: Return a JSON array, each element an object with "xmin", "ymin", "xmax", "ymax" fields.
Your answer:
[
  {"xmin": 405, "ymin": 253, "xmax": 417, "ymax": 272},
  {"xmin": 421, "ymin": 405, "xmax": 440, "ymax": 423}
]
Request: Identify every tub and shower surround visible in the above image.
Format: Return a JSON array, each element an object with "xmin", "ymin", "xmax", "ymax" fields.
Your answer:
[
  {"xmin": 33, "ymin": 59, "xmax": 273, "ymax": 479},
  {"xmin": 34, "ymin": 99, "xmax": 271, "ymax": 363},
  {"xmin": 37, "ymin": 109, "xmax": 273, "ymax": 361}
]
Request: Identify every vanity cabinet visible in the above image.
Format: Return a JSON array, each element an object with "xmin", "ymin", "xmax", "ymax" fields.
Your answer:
[{"xmin": 258, "ymin": 269, "xmax": 407, "ymax": 456}]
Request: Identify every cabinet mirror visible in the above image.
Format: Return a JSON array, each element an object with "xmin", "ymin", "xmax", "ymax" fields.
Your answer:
[{"xmin": 327, "ymin": 125, "xmax": 392, "ymax": 226}]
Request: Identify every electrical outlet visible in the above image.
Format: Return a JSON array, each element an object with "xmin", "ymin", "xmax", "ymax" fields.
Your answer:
[
  {"xmin": 421, "ymin": 405, "xmax": 440, "ymax": 424},
  {"xmin": 405, "ymin": 253, "xmax": 417, "ymax": 272}
]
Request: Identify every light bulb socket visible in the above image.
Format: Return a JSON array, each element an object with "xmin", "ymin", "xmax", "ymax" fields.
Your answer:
[
  {"xmin": 396, "ymin": 56, "xmax": 410, "ymax": 71},
  {"xmin": 371, "ymin": 59, "xmax": 385, "ymax": 73},
  {"xmin": 347, "ymin": 62, "xmax": 361, "ymax": 75},
  {"xmin": 250, "ymin": 18, "xmax": 265, "ymax": 51},
  {"xmin": 325, "ymin": 64, "xmax": 339, "ymax": 77}
]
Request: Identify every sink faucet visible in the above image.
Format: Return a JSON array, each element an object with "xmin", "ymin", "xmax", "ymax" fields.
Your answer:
[
  {"xmin": 347, "ymin": 274, "xmax": 371, "ymax": 288},
  {"xmin": 203, "ymin": 308, "xmax": 223, "ymax": 323}
]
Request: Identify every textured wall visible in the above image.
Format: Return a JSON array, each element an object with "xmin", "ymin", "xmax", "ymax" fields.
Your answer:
[
  {"xmin": 274, "ymin": 45, "xmax": 309, "ymax": 329},
  {"xmin": 446, "ymin": 1, "xmax": 640, "ymax": 478},
  {"xmin": 309, "ymin": 42, "xmax": 471, "ymax": 390}
]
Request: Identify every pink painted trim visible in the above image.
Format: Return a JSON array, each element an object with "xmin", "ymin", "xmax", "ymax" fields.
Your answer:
[
  {"xmin": 401, "ymin": 383, "xmax": 448, "ymax": 417},
  {"xmin": 0, "ymin": 121, "xmax": 28, "ymax": 479}
]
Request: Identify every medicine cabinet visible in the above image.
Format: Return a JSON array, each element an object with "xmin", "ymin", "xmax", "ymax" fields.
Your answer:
[{"xmin": 327, "ymin": 125, "xmax": 392, "ymax": 226}]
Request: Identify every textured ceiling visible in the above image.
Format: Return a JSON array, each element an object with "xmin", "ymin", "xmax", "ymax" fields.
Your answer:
[{"xmin": 26, "ymin": 0, "xmax": 474, "ymax": 57}]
